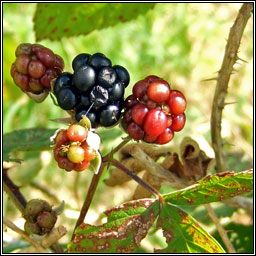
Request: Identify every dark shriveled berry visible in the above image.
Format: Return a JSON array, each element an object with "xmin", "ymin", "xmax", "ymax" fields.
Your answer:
[
  {"xmin": 89, "ymin": 85, "xmax": 109, "ymax": 110},
  {"xmin": 37, "ymin": 211, "xmax": 57, "ymax": 228},
  {"xmin": 24, "ymin": 221, "xmax": 41, "ymax": 235}
]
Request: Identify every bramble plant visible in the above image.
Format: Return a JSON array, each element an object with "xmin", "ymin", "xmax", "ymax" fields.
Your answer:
[{"xmin": 3, "ymin": 3, "xmax": 253, "ymax": 254}]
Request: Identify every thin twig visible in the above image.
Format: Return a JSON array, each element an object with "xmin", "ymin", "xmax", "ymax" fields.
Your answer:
[
  {"xmin": 71, "ymin": 137, "xmax": 132, "ymax": 240},
  {"xmin": 110, "ymin": 158, "xmax": 165, "ymax": 204},
  {"xmin": 205, "ymin": 204, "xmax": 236, "ymax": 253},
  {"xmin": 3, "ymin": 217, "xmax": 47, "ymax": 253},
  {"xmin": 210, "ymin": 3, "xmax": 253, "ymax": 172},
  {"xmin": 71, "ymin": 163, "xmax": 105, "ymax": 240},
  {"xmin": 3, "ymin": 169, "xmax": 27, "ymax": 214}
]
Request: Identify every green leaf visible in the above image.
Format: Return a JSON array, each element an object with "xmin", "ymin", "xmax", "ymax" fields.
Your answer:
[
  {"xmin": 212, "ymin": 223, "xmax": 253, "ymax": 253},
  {"xmin": 155, "ymin": 203, "xmax": 225, "ymax": 253},
  {"xmin": 3, "ymin": 127, "xmax": 56, "ymax": 162},
  {"xmin": 33, "ymin": 3, "xmax": 155, "ymax": 41},
  {"xmin": 163, "ymin": 170, "xmax": 253, "ymax": 205},
  {"xmin": 68, "ymin": 199, "xmax": 160, "ymax": 253}
]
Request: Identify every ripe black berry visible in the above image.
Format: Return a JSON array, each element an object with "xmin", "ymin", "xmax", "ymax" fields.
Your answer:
[
  {"xmin": 79, "ymin": 94, "xmax": 91, "ymax": 108},
  {"xmin": 89, "ymin": 85, "xmax": 109, "ymax": 110},
  {"xmin": 57, "ymin": 88, "xmax": 77, "ymax": 110},
  {"xmin": 99, "ymin": 104, "xmax": 121, "ymax": 127},
  {"xmin": 53, "ymin": 72, "xmax": 73, "ymax": 95},
  {"xmin": 72, "ymin": 53, "xmax": 91, "ymax": 71},
  {"xmin": 88, "ymin": 53, "xmax": 112, "ymax": 70},
  {"xmin": 113, "ymin": 65, "xmax": 130, "ymax": 87},
  {"xmin": 72, "ymin": 65, "xmax": 96, "ymax": 92},
  {"xmin": 108, "ymin": 81, "xmax": 125, "ymax": 101}
]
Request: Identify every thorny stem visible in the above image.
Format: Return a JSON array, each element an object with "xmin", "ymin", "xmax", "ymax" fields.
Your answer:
[
  {"xmin": 71, "ymin": 138, "xmax": 132, "ymax": 240},
  {"xmin": 205, "ymin": 204, "xmax": 236, "ymax": 253},
  {"xmin": 210, "ymin": 3, "xmax": 253, "ymax": 172}
]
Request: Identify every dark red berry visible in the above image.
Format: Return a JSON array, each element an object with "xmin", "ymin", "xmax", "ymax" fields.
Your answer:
[
  {"xmin": 40, "ymin": 68, "xmax": 57, "ymax": 88},
  {"xmin": 144, "ymin": 133, "xmax": 158, "ymax": 143},
  {"xmin": 37, "ymin": 211, "xmax": 57, "ymax": 228},
  {"xmin": 144, "ymin": 75, "xmax": 160, "ymax": 84},
  {"xmin": 124, "ymin": 95, "xmax": 138, "ymax": 108},
  {"xmin": 171, "ymin": 113, "xmax": 186, "ymax": 131},
  {"xmin": 127, "ymin": 122, "xmax": 144, "ymax": 141},
  {"xmin": 156, "ymin": 128, "xmax": 174, "ymax": 144},
  {"xmin": 143, "ymin": 109, "xmax": 167, "ymax": 137},
  {"xmin": 36, "ymin": 47, "xmax": 56, "ymax": 68},
  {"xmin": 13, "ymin": 72, "xmax": 29, "ymax": 91},
  {"xmin": 28, "ymin": 60, "xmax": 46, "ymax": 78},
  {"xmin": 131, "ymin": 103, "xmax": 149, "ymax": 126},
  {"xmin": 15, "ymin": 55, "xmax": 30, "ymax": 75},
  {"xmin": 29, "ymin": 78, "xmax": 44, "ymax": 93},
  {"xmin": 168, "ymin": 90, "xmax": 187, "ymax": 115},
  {"xmin": 132, "ymin": 80, "xmax": 149, "ymax": 99},
  {"xmin": 123, "ymin": 108, "xmax": 133, "ymax": 123}
]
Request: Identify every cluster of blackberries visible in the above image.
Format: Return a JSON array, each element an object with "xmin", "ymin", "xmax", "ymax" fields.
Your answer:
[
  {"xmin": 53, "ymin": 124, "xmax": 97, "ymax": 172},
  {"xmin": 23, "ymin": 199, "xmax": 57, "ymax": 236},
  {"xmin": 122, "ymin": 75, "xmax": 186, "ymax": 144},
  {"xmin": 53, "ymin": 53, "xmax": 130, "ymax": 128},
  {"xmin": 10, "ymin": 43, "xmax": 64, "ymax": 95}
]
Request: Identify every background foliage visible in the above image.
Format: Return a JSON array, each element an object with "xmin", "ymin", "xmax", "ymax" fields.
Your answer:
[{"xmin": 3, "ymin": 3, "xmax": 253, "ymax": 253}]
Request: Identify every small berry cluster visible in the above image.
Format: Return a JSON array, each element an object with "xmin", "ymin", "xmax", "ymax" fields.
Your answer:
[
  {"xmin": 24, "ymin": 199, "xmax": 57, "ymax": 236},
  {"xmin": 53, "ymin": 52, "xmax": 130, "ymax": 128},
  {"xmin": 10, "ymin": 43, "xmax": 64, "ymax": 94},
  {"xmin": 53, "ymin": 124, "xmax": 97, "ymax": 172},
  {"xmin": 122, "ymin": 75, "xmax": 186, "ymax": 144}
]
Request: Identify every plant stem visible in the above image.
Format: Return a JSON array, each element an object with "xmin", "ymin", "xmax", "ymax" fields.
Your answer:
[
  {"xmin": 110, "ymin": 158, "xmax": 165, "ymax": 204},
  {"xmin": 3, "ymin": 217, "xmax": 47, "ymax": 253},
  {"xmin": 205, "ymin": 204, "xmax": 236, "ymax": 253},
  {"xmin": 71, "ymin": 163, "xmax": 105, "ymax": 240},
  {"xmin": 210, "ymin": 3, "xmax": 253, "ymax": 172},
  {"xmin": 3, "ymin": 168, "xmax": 63, "ymax": 253},
  {"xmin": 71, "ymin": 138, "xmax": 131, "ymax": 240},
  {"xmin": 3, "ymin": 169, "xmax": 27, "ymax": 214}
]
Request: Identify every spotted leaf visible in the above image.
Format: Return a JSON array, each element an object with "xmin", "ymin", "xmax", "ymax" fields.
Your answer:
[
  {"xmin": 155, "ymin": 203, "xmax": 225, "ymax": 253},
  {"xmin": 33, "ymin": 3, "xmax": 155, "ymax": 41},
  {"xmin": 68, "ymin": 199, "xmax": 159, "ymax": 253},
  {"xmin": 163, "ymin": 170, "xmax": 253, "ymax": 205}
]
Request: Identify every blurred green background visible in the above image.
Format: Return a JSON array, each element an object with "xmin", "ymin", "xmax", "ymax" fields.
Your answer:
[{"xmin": 3, "ymin": 3, "xmax": 253, "ymax": 253}]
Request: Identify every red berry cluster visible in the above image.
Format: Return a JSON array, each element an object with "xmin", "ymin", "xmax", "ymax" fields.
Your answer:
[
  {"xmin": 10, "ymin": 43, "xmax": 64, "ymax": 94},
  {"xmin": 122, "ymin": 75, "xmax": 186, "ymax": 144},
  {"xmin": 24, "ymin": 199, "xmax": 57, "ymax": 236},
  {"xmin": 53, "ymin": 124, "xmax": 96, "ymax": 172}
]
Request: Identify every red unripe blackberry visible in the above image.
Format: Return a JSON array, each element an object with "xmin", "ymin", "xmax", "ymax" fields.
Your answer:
[
  {"xmin": 143, "ymin": 109, "xmax": 167, "ymax": 137},
  {"xmin": 171, "ymin": 113, "xmax": 186, "ymax": 131},
  {"xmin": 127, "ymin": 122, "xmax": 144, "ymax": 140},
  {"xmin": 131, "ymin": 103, "xmax": 149, "ymax": 126},
  {"xmin": 168, "ymin": 90, "xmax": 187, "ymax": 115}
]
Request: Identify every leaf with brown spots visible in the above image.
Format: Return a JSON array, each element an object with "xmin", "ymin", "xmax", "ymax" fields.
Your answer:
[
  {"xmin": 3, "ymin": 128, "xmax": 56, "ymax": 162},
  {"xmin": 163, "ymin": 169, "xmax": 253, "ymax": 205},
  {"xmin": 155, "ymin": 203, "xmax": 225, "ymax": 253},
  {"xmin": 68, "ymin": 199, "xmax": 160, "ymax": 253},
  {"xmin": 33, "ymin": 3, "xmax": 155, "ymax": 41}
]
